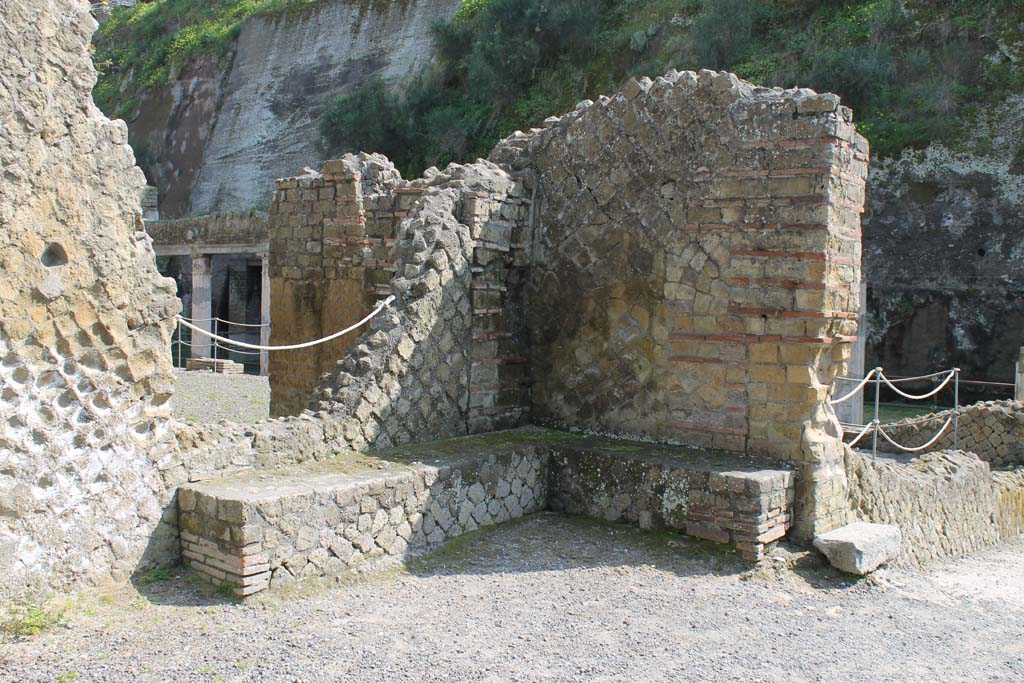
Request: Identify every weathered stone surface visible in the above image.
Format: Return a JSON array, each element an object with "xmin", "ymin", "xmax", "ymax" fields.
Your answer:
[
  {"xmin": 178, "ymin": 428, "xmax": 799, "ymax": 595},
  {"xmin": 864, "ymin": 135, "xmax": 1024, "ymax": 386},
  {"xmin": 145, "ymin": 212, "xmax": 269, "ymax": 253},
  {"xmin": 878, "ymin": 400, "xmax": 1024, "ymax": 469},
  {"xmin": 0, "ymin": 0, "xmax": 180, "ymax": 600},
  {"xmin": 814, "ymin": 522, "xmax": 901, "ymax": 575},
  {"xmin": 845, "ymin": 447, "xmax": 1024, "ymax": 565},
  {"xmin": 490, "ymin": 70, "xmax": 868, "ymax": 540}
]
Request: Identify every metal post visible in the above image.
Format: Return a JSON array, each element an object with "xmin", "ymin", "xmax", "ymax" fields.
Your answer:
[
  {"xmin": 1015, "ymin": 347, "xmax": 1023, "ymax": 402},
  {"xmin": 953, "ymin": 367, "xmax": 960, "ymax": 451},
  {"xmin": 872, "ymin": 367, "xmax": 882, "ymax": 457},
  {"xmin": 176, "ymin": 322, "xmax": 181, "ymax": 369}
]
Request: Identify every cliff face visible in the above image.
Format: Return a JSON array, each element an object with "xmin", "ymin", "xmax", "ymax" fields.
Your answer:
[
  {"xmin": 863, "ymin": 99, "xmax": 1024, "ymax": 388},
  {"xmin": 190, "ymin": 0, "xmax": 459, "ymax": 215},
  {"xmin": 124, "ymin": 0, "xmax": 459, "ymax": 218}
]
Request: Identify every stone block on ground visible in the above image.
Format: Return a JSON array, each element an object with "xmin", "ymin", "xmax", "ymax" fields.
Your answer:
[{"xmin": 813, "ymin": 522, "xmax": 901, "ymax": 575}]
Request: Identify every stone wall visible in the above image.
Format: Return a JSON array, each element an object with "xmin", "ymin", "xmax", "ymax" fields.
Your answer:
[
  {"xmin": 491, "ymin": 71, "xmax": 868, "ymax": 539},
  {"xmin": 267, "ymin": 155, "xmax": 405, "ymax": 415},
  {"xmin": 877, "ymin": 400, "xmax": 1024, "ymax": 469},
  {"xmin": 548, "ymin": 446, "xmax": 794, "ymax": 561},
  {"xmin": 145, "ymin": 212, "xmax": 269, "ymax": 252},
  {"xmin": 0, "ymin": 0, "xmax": 180, "ymax": 600},
  {"xmin": 178, "ymin": 446, "xmax": 548, "ymax": 594},
  {"xmin": 270, "ymin": 154, "xmax": 533, "ymax": 430},
  {"xmin": 845, "ymin": 447, "xmax": 1024, "ymax": 565},
  {"xmin": 175, "ymin": 430, "xmax": 799, "ymax": 596}
]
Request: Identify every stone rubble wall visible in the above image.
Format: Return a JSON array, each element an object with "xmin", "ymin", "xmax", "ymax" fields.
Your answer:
[
  {"xmin": 845, "ymin": 447, "xmax": 1024, "ymax": 565},
  {"xmin": 144, "ymin": 212, "xmax": 270, "ymax": 252},
  {"xmin": 268, "ymin": 154, "xmax": 532, "ymax": 425},
  {"xmin": 178, "ymin": 448, "xmax": 549, "ymax": 594},
  {"xmin": 491, "ymin": 70, "xmax": 868, "ymax": 539},
  {"xmin": 161, "ymin": 156, "xmax": 535, "ymax": 485},
  {"xmin": 879, "ymin": 400, "xmax": 1024, "ymax": 469},
  {"xmin": 175, "ymin": 431, "xmax": 799, "ymax": 595},
  {"xmin": 547, "ymin": 448, "xmax": 794, "ymax": 561},
  {"xmin": 0, "ymin": 0, "xmax": 181, "ymax": 600}
]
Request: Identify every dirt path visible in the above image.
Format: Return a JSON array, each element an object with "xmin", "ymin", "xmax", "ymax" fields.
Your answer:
[{"xmin": 3, "ymin": 514, "xmax": 1022, "ymax": 682}]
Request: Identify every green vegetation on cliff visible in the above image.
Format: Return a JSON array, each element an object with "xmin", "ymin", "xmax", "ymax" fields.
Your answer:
[
  {"xmin": 92, "ymin": 0, "xmax": 330, "ymax": 118},
  {"xmin": 319, "ymin": 0, "xmax": 1022, "ymax": 176},
  {"xmin": 93, "ymin": 0, "xmax": 1022, "ymax": 176}
]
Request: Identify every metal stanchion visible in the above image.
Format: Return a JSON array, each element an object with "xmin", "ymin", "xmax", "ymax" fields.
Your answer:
[
  {"xmin": 872, "ymin": 367, "xmax": 882, "ymax": 457},
  {"xmin": 953, "ymin": 367, "xmax": 960, "ymax": 450}
]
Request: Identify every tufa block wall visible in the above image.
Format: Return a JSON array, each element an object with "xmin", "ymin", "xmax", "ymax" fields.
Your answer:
[
  {"xmin": 491, "ymin": 71, "xmax": 868, "ymax": 539},
  {"xmin": 267, "ymin": 155, "xmax": 403, "ymax": 416},
  {"xmin": 879, "ymin": 400, "xmax": 1024, "ymax": 469},
  {"xmin": 0, "ymin": 0, "xmax": 180, "ymax": 600},
  {"xmin": 845, "ymin": 447, "xmax": 1024, "ymax": 565}
]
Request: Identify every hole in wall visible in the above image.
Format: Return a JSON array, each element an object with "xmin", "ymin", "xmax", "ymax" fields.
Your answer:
[
  {"xmin": 40, "ymin": 243, "xmax": 68, "ymax": 268},
  {"xmin": 977, "ymin": 248, "xmax": 986, "ymax": 257}
]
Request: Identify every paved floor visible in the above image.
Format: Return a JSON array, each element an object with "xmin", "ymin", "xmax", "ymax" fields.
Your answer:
[
  {"xmin": 171, "ymin": 369, "xmax": 270, "ymax": 424},
  {"xmin": 3, "ymin": 514, "xmax": 1023, "ymax": 682}
]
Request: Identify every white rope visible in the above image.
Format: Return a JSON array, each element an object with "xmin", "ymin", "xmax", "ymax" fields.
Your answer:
[
  {"xmin": 830, "ymin": 368, "xmax": 878, "ymax": 405},
  {"xmin": 879, "ymin": 369, "xmax": 955, "ymax": 400},
  {"xmin": 176, "ymin": 296, "xmax": 395, "ymax": 352},
  {"xmin": 173, "ymin": 337, "xmax": 262, "ymax": 356},
  {"xmin": 845, "ymin": 421, "xmax": 875, "ymax": 448},
  {"xmin": 875, "ymin": 414, "xmax": 955, "ymax": 453},
  {"xmin": 215, "ymin": 318, "xmax": 269, "ymax": 329},
  {"xmin": 883, "ymin": 369, "xmax": 956, "ymax": 383}
]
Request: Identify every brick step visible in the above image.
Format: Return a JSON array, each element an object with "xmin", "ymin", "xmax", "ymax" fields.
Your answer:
[{"xmin": 177, "ymin": 428, "xmax": 795, "ymax": 597}]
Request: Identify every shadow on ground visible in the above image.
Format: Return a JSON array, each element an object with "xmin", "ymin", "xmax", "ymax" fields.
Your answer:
[{"xmin": 134, "ymin": 512, "xmax": 857, "ymax": 607}]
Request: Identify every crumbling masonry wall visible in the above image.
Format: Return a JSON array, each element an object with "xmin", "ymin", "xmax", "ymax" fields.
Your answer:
[
  {"xmin": 0, "ymin": 0, "xmax": 180, "ymax": 600},
  {"xmin": 490, "ymin": 71, "xmax": 868, "ymax": 539},
  {"xmin": 879, "ymin": 400, "xmax": 1024, "ymax": 469},
  {"xmin": 165, "ymin": 157, "xmax": 534, "ymax": 485},
  {"xmin": 845, "ymin": 448, "xmax": 1024, "ymax": 565}
]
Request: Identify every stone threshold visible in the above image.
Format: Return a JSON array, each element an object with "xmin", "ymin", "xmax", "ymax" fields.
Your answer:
[{"xmin": 177, "ymin": 428, "xmax": 795, "ymax": 596}]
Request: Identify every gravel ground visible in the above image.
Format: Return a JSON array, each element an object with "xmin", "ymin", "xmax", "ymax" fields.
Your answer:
[
  {"xmin": 171, "ymin": 370, "xmax": 270, "ymax": 424},
  {"xmin": 3, "ymin": 514, "xmax": 1023, "ymax": 683}
]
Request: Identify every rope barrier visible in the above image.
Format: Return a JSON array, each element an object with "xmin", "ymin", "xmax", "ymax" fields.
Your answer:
[
  {"xmin": 881, "ymin": 369, "xmax": 957, "ymax": 383},
  {"xmin": 177, "ymin": 295, "xmax": 395, "ymax": 352},
  {"xmin": 876, "ymin": 415, "xmax": 955, "ymax": 453},
  {"xmin": 214, "ymin": 318, "xmax": 269, "ymax": 329},
  {"xmin": 845, "ymin": 421, "xmax": 875, "ymax": 448},
  {"xmin": 172, "ymin": 338, "xmax": 264, "ymax": 357},
  {"xmin": 830, "ymin": 369, "xmax": 878, "ymax": 405},
  {"xmin": 879, "ymin": 369, "xmax": 956, "ymax": 400}
]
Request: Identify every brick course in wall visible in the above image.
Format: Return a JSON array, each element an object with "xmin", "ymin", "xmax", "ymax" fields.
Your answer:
[{"xmin": 490, "ymin": 71, "xmax": 868, "ymax": 540}]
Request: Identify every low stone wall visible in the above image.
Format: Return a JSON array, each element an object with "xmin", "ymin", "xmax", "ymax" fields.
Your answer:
[
  {"xmin": 176, "ymin": 430, "xmax": 799, "ymax": 595},
  {"xmin": 845, "ymin": 447, "xmax": 1024, "ymax": 565},
  {"xmin": 178, "ymin": 442, "xmax": 549, "ymax": 594},
  {"xmin": 548, "ymin": 448, "xmax": 794, "ymax": 561},
  {"xmin": 880, "ymin": 400, "xmax": 1024, "ymax": 468}
]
